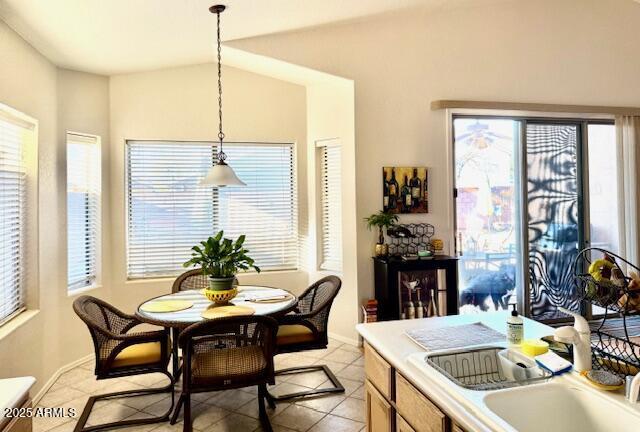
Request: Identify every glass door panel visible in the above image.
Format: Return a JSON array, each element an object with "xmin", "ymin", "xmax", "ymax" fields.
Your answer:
[
  {"xmin": 526, "ymin": 123, "xmax": 582, "ymax": 320},
  {"xmin": 454, "ymin": 118, "xmax": 522, "ymax": 313}
]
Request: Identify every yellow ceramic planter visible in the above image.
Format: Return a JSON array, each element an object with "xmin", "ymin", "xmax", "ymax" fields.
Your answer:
[{"xmin": 204, "ymin": 287, "xmax": 238, "ymax": 304}]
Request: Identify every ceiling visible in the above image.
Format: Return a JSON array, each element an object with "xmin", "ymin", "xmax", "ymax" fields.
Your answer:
[{"xmin": 0, "ymin": 0, "xmax": 432, "ymax": 75}]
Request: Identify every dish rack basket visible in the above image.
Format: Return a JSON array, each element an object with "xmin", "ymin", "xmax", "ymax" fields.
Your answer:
[
  {"xmin": 573, "ymin": 247, "xmax": 640, "ymax": 376},
  {"xmin": 425, "ymin": 346, "xmax": 552, "ymax": 391}
]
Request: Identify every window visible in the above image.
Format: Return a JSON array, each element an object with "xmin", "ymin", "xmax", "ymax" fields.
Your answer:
[
  {"xmin": 452, "ymin": 115, "xmax": 619, "ymax": 321},
  {"xmin": 126, "ymin": 141, "xmax": 297, "ymax": 278},
  {"xmin": 0, "ymin": 108, "xmax": 32, "ymax": 324},
  {"xmin": 318, "ymin": 140, "xmax": 342, "ymax": 272},
  {"xmin": 67, "ymin": 133, "xmax": 101, "ymax": 292}
]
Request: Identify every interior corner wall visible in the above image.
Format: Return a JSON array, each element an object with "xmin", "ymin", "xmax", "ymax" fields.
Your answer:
[
  {"xmin": 0, "ymin": 20, "xmax": 110, "ymax": 393},
  {"xmin": 108, "ymin": 63, "xmax": 309, "ymax": 312},
  {"xmin": 305, "ymin": 82, "xmax": 358, "ymax": 344},
  {"xmin": 228, "ymin": 0, "xmax": 640, "ymax": 314}
]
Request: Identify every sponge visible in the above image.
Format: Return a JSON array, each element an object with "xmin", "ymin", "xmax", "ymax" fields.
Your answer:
[
  {"xmin": 581, "ymin": 370, "xmax": 624, "ymax": 391},
  {"xmin": 522, "ymin": 339, "xmax": 549, "ymax": 357}
]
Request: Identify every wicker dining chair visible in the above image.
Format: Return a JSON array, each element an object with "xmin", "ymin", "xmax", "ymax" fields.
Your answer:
[
  {"xmin": 266, "ymin": 276, "xmax": 344, "ymax": 403},
  {"xmin": 72, "ymin": 296, "xmax": 174, "ymax": 432},
  {"xmin": 171, "ymin": 315, "xmax": 278, "ymax": 432},
  {"xmin": 172, "ymin": 269, "xmax": 239, "ymax": 293}
]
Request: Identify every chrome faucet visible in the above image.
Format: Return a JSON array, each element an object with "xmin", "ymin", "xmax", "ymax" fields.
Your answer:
[
  {"xmin": 553, "ymin": 307, "xmax": 592, "ymax": 373},
  {"xmin": 627, "ymin": 374, "xmax": 640, "ymax": 403}
]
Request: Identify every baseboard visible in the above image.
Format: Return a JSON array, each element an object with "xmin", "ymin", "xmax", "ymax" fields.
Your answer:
[
  {"xmin": 33, "ymin": 353, "xmax": 93, "ymax": 405},
  {"xmin": 328, "ymin": 332, "xmax": 361, "ymax": 347}
]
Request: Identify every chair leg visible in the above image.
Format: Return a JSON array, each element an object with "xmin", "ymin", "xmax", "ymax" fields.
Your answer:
[
  {"xmin": 258, "ymin": 384, "xmax": 273, "ymax": 432},
  {"xmin": 182, "ymin": 394, "xmax": 192, "ymax": 432},
  {"xmin": 170, "ymin": 393, "xmax": 185, "ymax": 425},
  {"xmin": 267, "ymin": 365, "xmax": 345, "ymax": 402},
  {"xmin": 74, "ymin": 371, "xmax": 174, "ymax": 432}
]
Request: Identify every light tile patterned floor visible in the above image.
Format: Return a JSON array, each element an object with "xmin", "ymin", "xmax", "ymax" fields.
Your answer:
[{"xmin": 34, "ymin": 339, "xmax": 365, "ymax": 432}]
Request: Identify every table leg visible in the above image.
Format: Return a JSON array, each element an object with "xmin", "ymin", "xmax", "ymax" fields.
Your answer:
[{"xmin": 171, "ymin": 328, "xmax": 180, "ymax": 379}]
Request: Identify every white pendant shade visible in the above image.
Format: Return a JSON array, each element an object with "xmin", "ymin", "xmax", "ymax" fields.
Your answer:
[{"xmin": 200, "ymin": 161, "xmax": 246, "ymax": 186}]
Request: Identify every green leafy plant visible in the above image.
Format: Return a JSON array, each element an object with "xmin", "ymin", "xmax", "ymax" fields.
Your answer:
[
  {"xmin": 183, "ymin": 230, "xmax": 260, "ymax": 278},
  {"xmin": 364, "ymin": 211, "xmax": 398, "ymax": 244}
]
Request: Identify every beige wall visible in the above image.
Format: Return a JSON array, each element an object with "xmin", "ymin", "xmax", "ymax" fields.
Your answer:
[
  {"xmin": 230, "ymin": 0, "xmax": 640, "ymax": 318},
  {"xmin": 0, "ymin": 21, "xmax": 110, "ymax": 393},
  {"xmin": 108, "ymin": 63, "xmax": 309, "ymax": 311},
  {"xmin": 305, "ymin": 82, "xmax": 358, "ymax": 343}
]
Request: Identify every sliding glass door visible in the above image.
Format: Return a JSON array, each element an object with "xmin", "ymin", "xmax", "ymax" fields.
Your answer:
[
  {"xmin": 454, "ymin": 116, "xmax": 619, "ymax": 320},
  {"xmin": 526, "ymin": 122, "xmax": 582, "ymax": 321},
  {"xmin": 454, "ymin": 118, "xmax": 523, "ymax": 313}
]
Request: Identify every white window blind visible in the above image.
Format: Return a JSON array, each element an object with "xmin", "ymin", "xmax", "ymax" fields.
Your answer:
[
  {"xmin": 67, "ymin": 133, "xmax": 101, "ymax": 292},
  {"xmin": 126, "ymin": 141, "xmax": 297, "ymax": 278},
  {"xmin": 319, "ymin": 141, "xmax": 342, "ymax": 272},
  {"xmin": 0, "ymin": 111, "xmax": 29, "ymax": 324}
]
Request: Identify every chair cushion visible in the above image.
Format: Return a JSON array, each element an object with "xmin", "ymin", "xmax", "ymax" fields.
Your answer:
[
  {"xmin": 276, "ymin": 324, "xmax": 315, "ymax": 346},
  {"xmin": 112, "ymin": 342, "xmax": 162, "ymax": 368}
]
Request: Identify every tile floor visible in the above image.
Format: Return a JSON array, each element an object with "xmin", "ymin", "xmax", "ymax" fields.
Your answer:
[{"xmin": 34, "ymin": 339, "xmax": 365, "ymax": 432}]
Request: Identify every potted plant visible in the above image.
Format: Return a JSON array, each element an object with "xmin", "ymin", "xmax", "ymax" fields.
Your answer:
[
  {"xmin": 365, "ymin": 210, "xmax": 398, "ymax": 256},
  {"xmin": 183, "ymin": 230, "xmax": 260, "ymax": 304}
]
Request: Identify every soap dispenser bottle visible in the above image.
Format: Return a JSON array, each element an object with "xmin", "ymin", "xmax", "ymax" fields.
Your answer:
[{"xmin": 507, "ymin": 304, "xmax": 523, "ymax": 346}]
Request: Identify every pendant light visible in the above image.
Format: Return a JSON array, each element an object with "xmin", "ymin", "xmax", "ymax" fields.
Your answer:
[{"xmin": 200, "ymin": 4, "xmax": 246, "ymax": 186}]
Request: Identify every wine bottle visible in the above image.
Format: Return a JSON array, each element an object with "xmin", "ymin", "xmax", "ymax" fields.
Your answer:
[
  {"xmin": 383, "ymin": 175, "xmax": 390, "ymax": 211},
  {"xmin": 401, "ymin": 175, "xmax": 412, "ymax": 212},
  {"xmin": 423, "ymin": 169, "xmax": 429, "ymax": 212},
  {"xmin": 388, "ymin": 168, "xmax": 399, "ymax": 210},
  {"xmin": 410, "ymin": 168, "xmax": 422, "ymax": 208}
]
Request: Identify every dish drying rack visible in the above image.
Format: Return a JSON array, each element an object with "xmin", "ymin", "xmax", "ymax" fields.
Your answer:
[
  {"xmin": 573, "ymin": 248, "xmax": 640, "ymax": 376},
  {"xmin": 425, "ymin": 346, "xmax": 552, "ymax": 391}
]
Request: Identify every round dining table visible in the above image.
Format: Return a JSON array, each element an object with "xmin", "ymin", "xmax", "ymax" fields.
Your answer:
[{"xmin": 135, "ymin": 285, "xmax": 297, "ymax": 378}]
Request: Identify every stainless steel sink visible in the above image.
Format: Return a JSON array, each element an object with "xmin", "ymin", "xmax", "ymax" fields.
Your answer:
[{"xmin": 424, "ymin": 346, "xmax": 552, "ymax": 391}]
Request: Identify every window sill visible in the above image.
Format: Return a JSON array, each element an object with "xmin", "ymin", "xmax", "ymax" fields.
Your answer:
[
  {"xmin": 0, "ymin": 310, "xmax": 40, "ymax": 341},
  {"xmin": 67, "ymin": 284, "xmax": 103, "ymax": 298}
]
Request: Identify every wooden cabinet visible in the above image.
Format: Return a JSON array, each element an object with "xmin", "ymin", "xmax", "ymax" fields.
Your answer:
[
  {"xmin": 364, "ymin": 343, "xmax": 455, "ymax": 432},
  {"xmin": 366, "ymin": 380, "xmax": 393, "ymax": 432},
  {"xmin": 396, "ymin": 414, "xmax": 416, "ymax": 432},
  {"xmin": 2, "ymin": 399, "xmax": 33, "ymax": 432},
  {"xmin": 364, "ymin": 342, "xmax": 393, "ymax": 399},
  {"xmin": 396, "ymin": 374, "xmax": 446, "ymax": 432},
  {"xmin": 452, "ymin": 424, "xmax": 465, "ymax": 432}
]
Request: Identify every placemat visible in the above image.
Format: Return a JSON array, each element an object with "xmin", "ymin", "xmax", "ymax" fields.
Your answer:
[
  {"xmin": 201, "ymin": 305, "xmax": 255, "ymax": 319},
  {"xmin": 405, "ymin": 322, "xmax": 505, "ymax": 351},
  {"xmin": 140, "ymin": 300, "xmax": 194, "ymax": 313}
]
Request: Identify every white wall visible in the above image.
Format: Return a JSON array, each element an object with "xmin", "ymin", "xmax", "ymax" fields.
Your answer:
[
  {"xmin": 0, "ymin": 20, "xmax": 110, "ymax": 393},
  {"xmin": 229, "ymin": 0, "xmax": 640, "ymax": 320},
  {"xmin": 305, "ymin": 82, "xmax": 358, "ymax": 343},
  {"xmin": 108, "ymin": 63, "xmax": 309, "ymax": 311}
]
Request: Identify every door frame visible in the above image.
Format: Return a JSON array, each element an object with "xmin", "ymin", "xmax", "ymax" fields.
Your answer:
[{"xmin": 448, "ymin": 110, "xmax": 614, "ymax": 320}]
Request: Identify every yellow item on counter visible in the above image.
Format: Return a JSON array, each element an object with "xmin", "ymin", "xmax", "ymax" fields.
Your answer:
[
  {"xmin": 581, "ymin": 370, "xmax": 624, "ymax": 391},
  {"xmin": 521, "ymin": 339, "xmax": 549, "ymax": 357}
]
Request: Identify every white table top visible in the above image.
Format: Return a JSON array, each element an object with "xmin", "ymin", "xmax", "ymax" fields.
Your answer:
[{"xmin": 136, "ymin": 285, "xmax": 297, "ymax": 327}]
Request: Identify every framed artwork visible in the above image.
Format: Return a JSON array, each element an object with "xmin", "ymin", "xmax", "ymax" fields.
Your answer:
[{"xmin": 383, "ymin": 167, "xmax": 428, "ymax": 214}]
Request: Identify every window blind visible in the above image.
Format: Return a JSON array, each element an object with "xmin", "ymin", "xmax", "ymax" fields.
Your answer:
[
  {"xmin": 67, "ymin": 133, "xmax": 101, "ymax": 292},
  {"xmin": 126, "ymin": 141, "xmax": 297, "ymax": 278},
  {"xmin": 319, "ymin": 142, "xmax": 342, "ymax": 272},
  {"xmin": 0, "ymin": 111, "xmax": 28, "ymax": 323}
]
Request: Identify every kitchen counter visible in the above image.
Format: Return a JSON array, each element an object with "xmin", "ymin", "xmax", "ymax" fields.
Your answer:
[
  {"xmin": 356, "ymin": 312, "xmax": 640, "ymax": 432},
  {"xmin": 0, "ymin": 376, "xmax": 36, "ymax": 429}
]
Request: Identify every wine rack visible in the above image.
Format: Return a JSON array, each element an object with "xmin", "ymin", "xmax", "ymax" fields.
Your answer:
[{"xmin": 386, "ymin": 223, "xmax": 435, "ymax": 256}]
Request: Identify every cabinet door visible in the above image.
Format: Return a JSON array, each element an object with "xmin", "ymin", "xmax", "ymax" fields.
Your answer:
[
  {"xmin": 396, "ymin": 374, "xmax": 447, "ymax": 432},
  {"xmin": 397, "ymin": 414, "xmax": 416, "ymax": 432},
  {"xmin": 365, "ymin": 380, "xmax": 393, "ymax": 432}
]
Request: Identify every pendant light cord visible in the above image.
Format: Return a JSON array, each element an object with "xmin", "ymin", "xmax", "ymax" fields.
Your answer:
[{"xmin": 216, "ymin": 9, "xmax": 226, "ymax": 161}]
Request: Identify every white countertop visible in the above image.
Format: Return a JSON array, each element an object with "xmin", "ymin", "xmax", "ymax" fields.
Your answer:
[
  {"xmin": 0, "ymin": 376, "xmax": 36, "ymax": 417},
  {"xmin": 356, "ymin": 312, "xmax": 560, "ymax": 432}
]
